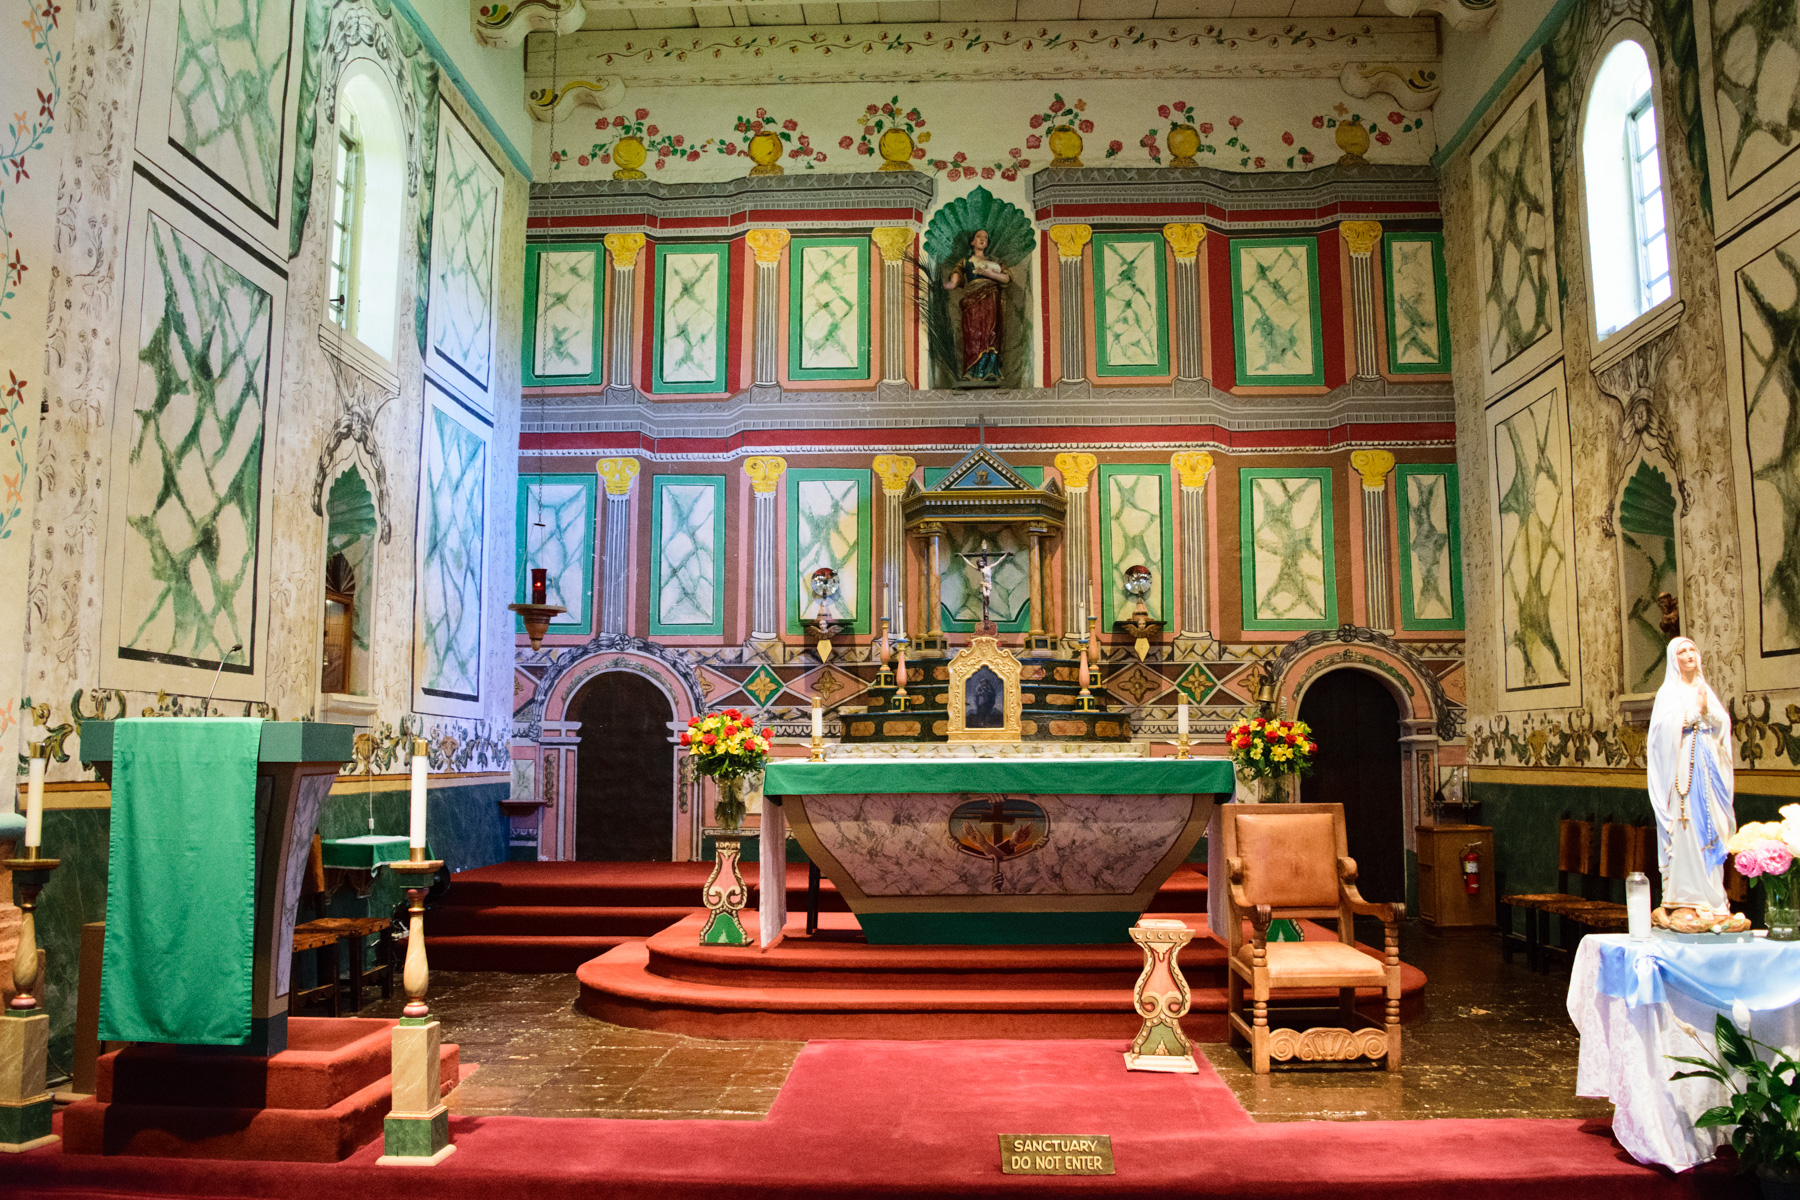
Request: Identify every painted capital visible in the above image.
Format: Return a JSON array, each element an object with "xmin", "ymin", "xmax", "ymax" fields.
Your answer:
[
  {"xmin": 743, "ymin": 455, "xmax": 788, "ymax": 494},
  {"xmin": 872, "ymin": 454, "xmax": 917, "ymax": 496},
  {"xmin": 871, "ymin": 227, "xmax": 914, "ymax": 263},
  {"xmin": 1054, "ymin": 451, "xmax": 1099, "ymax": 491},
  {"xmin": 1340, "ymin": 61, "xmax": 1442, "ymax": 113},
  {"xmin": 526, "ymin": 75, "xmax": 612, "ymax": 121},
  {"xmin": 1340, "ymin": 221, "xmax": 1384, "ymax": 258},
  {"xmin": 1162, "ymin": 223, "xmax": 1206, "ymax": 261},
  {"xmin": 1349, "ymin": 449, "xmax": 1397, "ymax": 490},
  {"xmin": 597, "ymin": 457, "xmax": 641, "ymax": 496},
  {"xmin": 603, "ymin": 232, "xmax": 646, "ymax": 270},
  {"xmin": 1171, "ymin": 450, "xmax": 1215, "ymax": 491},
  {"xmin": 745, "ymin": 228, "xmax": 790, "ymax": 264},
  {"xmin": 1048, "ymin": 224, "xmax": 1093, "ymax": 260}
]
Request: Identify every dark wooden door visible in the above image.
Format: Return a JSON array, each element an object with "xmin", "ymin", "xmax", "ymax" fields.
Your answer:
[
  {"xmin": 570, "ymin": 673, "xmax": 675, "ymax": 861},
  {"xmin": 1296, "ymin": 670, "xmax": 1404, "ymax": 903}
]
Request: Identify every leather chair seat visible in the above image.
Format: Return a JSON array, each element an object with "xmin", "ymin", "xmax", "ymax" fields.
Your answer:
[{"xmin": 1236, "ymin": 940, "xmax": 1385, "ymax": 987}]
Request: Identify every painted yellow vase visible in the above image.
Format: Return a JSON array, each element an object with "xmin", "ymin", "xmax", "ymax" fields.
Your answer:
[
  {"xmin": 878, "ymin": 127, "xmax": 915, "ymax": 171},
  {"xmin": 612, "ymin": 135, "xmax": 648, "ymax": 180},
  {"xmin": 1335, "ymin": 120, "xmax": 1370, "ymax": 165},
  {"xmin": 1047, "ymin": 124, "xmax": 1084, "ymax": 168},
  {"xmin": 1166, "ymin": 123, "xmax": 1200, "ymax": 167},
  {"xmin": 747, "ymin": 131, "xmax": 784, "ymax": 176}
]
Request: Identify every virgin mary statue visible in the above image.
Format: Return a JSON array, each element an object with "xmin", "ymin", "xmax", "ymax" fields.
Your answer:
[{"xmin": 1647, "ymin": 638, "xmax": 1747, "ymax": 930}]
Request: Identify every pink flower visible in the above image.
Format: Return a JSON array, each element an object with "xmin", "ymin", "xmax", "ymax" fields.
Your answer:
[
  {"xmin": 1737, "ymin": 850, "xmax": 1765, "ymax": 878},
  {"xmin": 1077, "ymin": 119, "xmax": 1093, "ymax": 134},
  {"xmin": 750, "ymin": 120, "xmax": 764, "ymax": 133},
  {"xmin": 1030, "ymin": 114, "xmax": 1044, "ymax": 129},
  {"xmin": 867, "ymin": 103, "xmax": 879, "ymax": 114},
  {"xmin": 594, "ymin": 118, "xmax": 606, "ymax": 130},
  {"xmin": 814, "ymin": 151, "xmax": 826, "ymax": 161},
  {"xmin": 646, "ymin": 125, "xmax": 659, "ymax": 137},
  {"xmin": 1158, "ymin": 104, "xmax": 1170, "ymax": 119},
  {"xmin": 655, "ymin": 157, "xmax": 666, "ymax": 169},
  {"xmin": 600, "ymin": 152, "xmax": 611, "ymax": 164},
  {"xmin": 1300, "ymin": 152, "xmax": 1314, "ymax": 164},
  {"xmin": 1760, "ymin": 844, "xmax": 1795, "ymax": 875},
  {"xmin": 882, "ymin": 103, "xmax": 894, "ymax": 115},
  {"xmin": 1254, "ymin": 156, "xmax": 1265, "ymax": 167},
  {"xmin": 635, "ymin": 107, "xmax": 648, "ymax": 121},
  {"xmin": 981, "ymin": 166, "xmax": 994, "ymax": 179},
  {"xmin": 613, "ymin": 115, "xmax": 627, "ymax": 127},
  {"xmin": 1109, "ymin": 139, "xmax": 1123, "ymax": 153},
  {"xmin": 673, "ymin": 134, "xmax": 685, "ymax": 146},
  {"xmin": 1009, "ymin": 147, "xmax": 1021, "ymax": 158},
  {"xmin": 1312, "ymin": 115, "xmax": 1325, "ymax": 129},
  {"xmin": 1050, "ymin": 97, "xmax": 1064, "ymax": 113},
  {"xmin": 840, "ymin": 135, "xmax": 854, "ymax": 149},
  {"xmin": 783, "ymin": 118, "xmax": 798, "ymax": 131},
  {"xmin": 1282, "ymin": 131, "xmax": 1294, "ymax": 146},
  {"xmin": 1229, "ymin": 115, "xmax": 1242, "ymax": 128},
  {"xmin": 1173, "ymin": 101, "xmax": 1186, "ymax": 112},
  {"xmin": 723, "ymin": 142, "xmax": 737, "ymax": 155},
  {"xmin": 1198, "ymin": 122, "xmax": 1212, "ymax": 135},
  {"xmin": 1001, "ymin": 168, "xmax": 1017, "ymax": 181},
  {"xmin": 858, "ymin": 142, "xmax": 873, "ymax": 155},
  {"xmin": 911, "ymin": 146, "xmax": 924, "ymax": 159},
  {"xmin": 577, "ymin": 154, "xmax": 589, "ymax": 166},
  {"xmin": 1374, "ymin": 130, "xmax": 1391, "ymax": 145},
  {"xmin": 946, "ymin": 168, "xmax": 961, "ymax": 181},
  {"xmin": 1026, "ymin": 134, "xmax": 1041, "ymax": 149},
  {"xmin": 687, "ymin": 149, "xmax": 701, "ymax": 161},
  {"xmin": 1388, "ymin": 111, "xmax": 1404, "ymax": 124},
  {"xmin": 953, "ymin": 151, "xmax": 966, "ymax": 163}
]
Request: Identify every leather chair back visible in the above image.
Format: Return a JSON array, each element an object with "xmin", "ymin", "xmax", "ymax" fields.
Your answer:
[{"xmin": 1233, "ymin": 811, "xmax": 1340, "ymax": 908}]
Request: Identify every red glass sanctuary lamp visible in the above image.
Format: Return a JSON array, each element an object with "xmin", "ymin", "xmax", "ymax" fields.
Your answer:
[{"xmin": 508, "ymin": 564, "xmax": 566, "ymax": 651}]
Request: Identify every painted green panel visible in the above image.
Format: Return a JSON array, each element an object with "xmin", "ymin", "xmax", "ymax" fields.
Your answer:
[
  {"xmin": 786, "ymin": 468, "xmax": 871, "ymax": 635},
  {"xmin": 1098, "ymin": 465, "xmax": 1173, "ymax": 627},
  {"xmin": 523, "ymin": 244, "xmax": 602, "ymax": 385},
  {"xmin": 427, "ymin": 111, "xmax": 502, "ymax": 397},
  {"xmin": 120, "ymin": 212, "xmax": 272, "ymax": 669},
  {"xmin": 1384, "ymin": 233, "xmax": 1451, "ymax": 374},
  {"xmin": 650, "ymin": 474, "xmax": 726, "ymax": 636},
  {"xmin": 1238, "ymin": 468, "xmax": 1337, "ymax": 631},
  {"xmin": 1230, "ymin": 237, "xmax": 1323, "ymax": 386},
  {"xmin": 653, "ymin": 243, "xmax": 730, "ymax": 393},
  {"xmin": 169, "ymin": 0, "xmax": 291, "ymax": 217},
  {"xmin": 1734, "ymin": 224, "xmax": 1800, "ymax": 658},
  {"xmin": 1395, "ymin": 464, "xmax": 1464, "ymax": 631},
  {"xmin": 788, "ymin": 237, "xmax": 869, "ymax": 381},
  {"xmin": 1495, "ymin": 390, "xmax": 1574, "ymax": 690},
  {"xmin": 420, "ymin": 403, "xmax": 486, "ymax": 700},
  {"xmin": 516, "ymin": 473, "xmax": 596, "ymax": 637},
  {"xmin": 1092, "ymin": 233, "xmax": 1168, "ymax": 376}
]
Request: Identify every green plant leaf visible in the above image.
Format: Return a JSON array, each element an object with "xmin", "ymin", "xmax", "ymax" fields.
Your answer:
[{"xmin": 1694, "ymin": 1105, "xmax": 1735, "ymax": 1128}]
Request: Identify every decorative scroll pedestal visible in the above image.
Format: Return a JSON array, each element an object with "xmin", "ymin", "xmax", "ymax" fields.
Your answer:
[
  {"xmin": 1124, "ymin": 918, "xmax": 1198, "ymax": 1073},
  {"xmin": 702, "ymin": 837, "xmax": 750, "ymax": 946}
]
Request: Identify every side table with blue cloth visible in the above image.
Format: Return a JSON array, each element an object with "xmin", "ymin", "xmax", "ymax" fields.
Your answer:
[{"xmin": 1568, "ymin": 934, "xmax": 1800, "ymax": 1170}]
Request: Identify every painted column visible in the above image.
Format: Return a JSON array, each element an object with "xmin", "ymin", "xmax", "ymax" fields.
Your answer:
[
  {"xmin": 1340, "ymin": 221, "xmax": 1383, "ymax": 380},
  {"xmin": 596, "ymin": 458, "xmax": 640, "ymax": 634},
  {"xmin": 872, "ymin": 455, "xmax": 916, "ymax": 636},
  {"xmin": 1172, "ymin": 451, "xmax": 1215, "ymax": 637},
  {"xmin": 1351, "ymin": 449, "xmax": 1397, "ymax": 633},
  {"xmin": 871, "ymin": 228, "xmax": 914, "ymax": 385},
  {"xmin": 743, "ymin": 456, "xmax": 787, "ymax": 639},
  {"xmin": 602, "ymin": 234, "xmax": 646, "ymax": 396},
  {"xmin": 922, "ymin": 524, "xmax": 945, "ymax": 637},
  {"xmin": 1049, "ymin": 225, "xmax": 1093, "ymax": 384},
  {"xmin": 745, "ymin": 229, "xmax": 790, "ymax": 390},
  {"xmin": 1163, "ymin": 224, "xmax": 1206, "ymax": 382},
  {"xmin": 1054, "ymin": 453, "xmax": 1097, "ymax": 627}
]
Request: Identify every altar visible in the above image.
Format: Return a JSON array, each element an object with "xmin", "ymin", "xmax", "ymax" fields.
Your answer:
[{"xmin": 762, "ymin": 747, "xmax": 1233, "ymax": 945}]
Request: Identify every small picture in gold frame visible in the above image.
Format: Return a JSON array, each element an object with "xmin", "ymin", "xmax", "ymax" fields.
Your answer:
[{"xmin": 946, "ymin": 636, "xmax": 1022, "ymax": 744}]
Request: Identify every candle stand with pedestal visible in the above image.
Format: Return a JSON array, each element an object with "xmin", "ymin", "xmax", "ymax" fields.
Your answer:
[
  {"xmin": 1, "ymin": 844, "xmax": 61, "ymax": 1152},
  {"xmin": 378, "ymin": 849, "xmax": 454, "ymax": 1166}
]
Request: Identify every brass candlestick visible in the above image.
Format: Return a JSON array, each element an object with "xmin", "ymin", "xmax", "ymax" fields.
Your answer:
[
  {"xmin": 809, "ymin": 694, "xmax": 826, "ymax": 763},
  {"xmin": 874, "ymin": 619, "xmax": 895, "ymax": 689},
  {"xmin": 3, "ymin": 846, "xmax": 61, "ymax": 1011},
  {"xmin": 389, "ymin": 849, "xmax": 443, "ymax": 1020},
  {"xmin": 1175, "ymin": 731, "xmax": 1191, "ymax": 760},
  {"xmin": 892, "ymin": 635, "xmax": 912, "ymax": 710},
  {"xmin": 1074, "ymin": 619, "xmax": 1097, "ymax": 713}
]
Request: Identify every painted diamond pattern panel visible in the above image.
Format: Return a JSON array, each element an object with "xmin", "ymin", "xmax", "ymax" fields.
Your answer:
[
  {"xmin": 1249, "ymin": 476, "xmax": 1327, "ymax": 623},
  {"xmin": 799, "ymin": 244, "xmax": 859, "ymax": 371},
  {"xmin": 422, "ymin": 407, "xmax": 486, "ymax": 699},
  {"xmin": 796, "ymin": 479, "xmax": 859, "ymax": 622},
  {"xmin": 657, "ymin": 482, "xmax": 718, "ymax": 627},
  {"xmin": 533, "ymin": 251, "xmax": 596, "ymax": 378},
  {"xmin": 524, "ymin": 481, "xmax": 589, "ymax": 628},
  {"xmin": 661, "ymin": 252, "xmax": 721, "ymax": 383},
  {"xmin": 1107, "ymin": 473, "xmax": 1165, "ymax": 620},
  {"xmin": 1102, "ymin": 239, "xmax": 1161, "ymax": 367},
  {"xmin": 1495, "ymin": 391, "xmax": 1573, "ymax": 689},
  {"xmin": 1404, "ymin": 472, "xmax": 1455, "ymax": 622},
  {"xmin": 121, "ymin": 212, "xmax": 272, "ymax": 666},
  {"xmin": 1736, "ymin": 224, "xmax": 1800, "ymax": 655},
  {"xmin": 1710, "ymin": 0, "xmax": 1800, "ymax": 197},
  {"xmin": 429, "ymin": 114, "xmax": 501, "ymax": 393},
  {"xmin": 1390, "ymin": 239, "xmax": 1443, "ymax": 366},
  {"xmin": 169, "ymin": 0, "xmax": 289, "ymax": 217},
  {"xmin": 1476, "ymin": 100, "xmax": 1553, "ymax": 368},
  {"xmin": 1237, "ymin": 244, "xmax": 1315, "ymax": 379},
  {"xmin": 940, "ymin": 525, "xmax": 1029, "ymax": 625}
]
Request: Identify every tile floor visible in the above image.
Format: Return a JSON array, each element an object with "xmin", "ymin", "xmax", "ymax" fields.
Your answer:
[{"xmin": 361, "ymin": 924, "xmax": 1611, "ymax": 1124}]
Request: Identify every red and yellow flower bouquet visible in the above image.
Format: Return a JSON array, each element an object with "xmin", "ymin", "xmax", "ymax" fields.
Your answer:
[
  {"xmin": 681, "ymin": 708, "xmax": 773, "ymax": 829},
  {"xmin": 1226, "ymin": 716, "xmax": 1316, "ymax": 780}
]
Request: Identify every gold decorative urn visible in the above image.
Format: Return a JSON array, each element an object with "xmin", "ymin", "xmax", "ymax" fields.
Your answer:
[
  {"xmin": 612, "ymin": 135, "xmax": 648, "ymax": 180},
  {"xmin": 747, "ymin": 131, "xmax": 784, "ymax": 176},
  {"xmin": 1047, "ymin": 125, "xmax": 1084, "ymax": 168},
  {"xmin": 1335, "ymin": 120, "xmax": 1370, "ymax": 166},
  {"xmin": 878, "ymin": 128, "xmax": 915, "ymax": 171},
  {"xmin": 1166, "ymin": 123, "xmax": 1201, "ymax": 167}
]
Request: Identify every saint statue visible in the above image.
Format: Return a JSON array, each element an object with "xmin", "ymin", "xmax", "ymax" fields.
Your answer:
[
  {"xmin": 1647, "ymin": 638, "xmax": 1750, "ymax": 932},
  {"xmin": 943, "ymin": 229, "xmax": 1010, "ymax": 383}
]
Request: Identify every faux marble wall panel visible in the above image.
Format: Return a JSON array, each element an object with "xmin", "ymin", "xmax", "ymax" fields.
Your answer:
[
  {"xmin": 1096, "ymin": 235, "xmax": 1165, "ymax": 373},
  {"xmin": 791, "ymin": 475, "xmax": 863, "ymax": 626},
  {"xmin": 659, "ymin": 249, "xmax": 724, "ymax": 386},
  {"xmin": 532, "ymin": 249, "xmax": 598, "ymax": 378},
  {"xmin": 519, "ymin": 475, "xmax": 595, "ymax": 635},
  {"xmin": 1471, "ymin": 71, "xmax": 1560, "ymax": 397},
  {"xmin": 416, "ymin": 391, "xmax": 489, "ymax": 707},
  {"xmin": 427, "ymin": 102, "xmax": 504, "ymax": 408},
  {"xmin": 1103, "ymin": 470, "xmax": 1168, "ymax": 623},
  {"xmin": 1233, "ymin": 239, "xmax": 1318, "ymax": 383},
  {"xmin": 940, "ymin": 524, "xmax": 1030, "ymax": 628},
  {"xmin": 654, "ymin": 477, "xmax": 722, "ymax": 630},
  {"xmin": 169, "ymin": 0, "xmax": 291, "ymax": 215},
  {"xmin": 1397, "ymin": 465, "xmax": 1462, "ymax": 629},
  {"xmin": 1489, "ymin": 369, "xmax": 1578, "ymax": 702},
  {"xmin": 795, "ymin": 241, "xmax": 862, "ymax": 373},
  {"xmin": 1245, "ymin": 473, "xmax": 1331, "ymax": 626},
  {"xmin": 1385, "ymin": 233, "xmax": 1449, "ymax": 372}
]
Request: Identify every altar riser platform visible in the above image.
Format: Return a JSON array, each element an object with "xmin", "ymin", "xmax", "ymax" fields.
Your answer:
[{"xmin": 576, "ymin": 912, "xmax": 1426, "ymax": 1041}]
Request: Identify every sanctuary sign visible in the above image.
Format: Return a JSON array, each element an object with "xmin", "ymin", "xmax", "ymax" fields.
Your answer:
[{"xmin": 999, "ymin": 1134, "xmax": 1115, "ymax": 1175}]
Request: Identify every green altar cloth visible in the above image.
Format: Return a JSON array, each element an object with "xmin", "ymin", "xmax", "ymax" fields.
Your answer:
[
  {"xmin": 321, "ymin": 834, "xmax": 414, "ymax": 870},
  {"xmin": 100, "ymin": 718, "xmax": 262, "ymax": 1045},
  {"xmin": 763, "ymin": 757, "xmax": 1234, "ymax": 796}
]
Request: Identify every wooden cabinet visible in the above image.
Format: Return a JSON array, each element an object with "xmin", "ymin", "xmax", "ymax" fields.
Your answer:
[{"xmin": 1415, "ymin": 824, "xmax": 1496, "ymax": 930}]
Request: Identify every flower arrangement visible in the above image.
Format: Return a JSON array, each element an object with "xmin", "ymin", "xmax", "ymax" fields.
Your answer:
[
  {"xmin": 717, "ymin": 107, "xmax": 826, "ymax": 169},
  {"xmin": 551, "ymin": 108, "xmax": 699, "ymax": 172},
  {"xmin": 1226, "ymin": 716, "xmax": 1316, "ymax": 779},
  {"xmin": 1028, "ymin": 94, "xmax": 1092, "ymax": 137},
  {"xmin": 1727, "ymin": 806, "xmax": 1800, "ymax": 880},
  {"xmin": 850, "ymin": 97, "xmax": 928, "ymax": 163},
  {"xmin": 681, "ymin": 708, "xmax": 774, "ymax": 829},
  {"xmin": 1107, "ymin": 101, "xmax": 1215, "ymax": 165}
]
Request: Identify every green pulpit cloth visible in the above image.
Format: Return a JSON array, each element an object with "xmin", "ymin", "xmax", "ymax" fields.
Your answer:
[{"xmin": 99, "ymin": 718, "xmax": 262, "ymax": 1044}]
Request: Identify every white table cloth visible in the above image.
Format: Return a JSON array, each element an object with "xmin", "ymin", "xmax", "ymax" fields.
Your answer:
[{"xmin": 1568, "ymin": 934, "xmax": 1800, "ymax": 1171}]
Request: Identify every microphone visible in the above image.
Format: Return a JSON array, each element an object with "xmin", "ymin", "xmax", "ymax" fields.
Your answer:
[{"xmin": 205, "ymin": 644, "xmax": 244, "ymax": 716}]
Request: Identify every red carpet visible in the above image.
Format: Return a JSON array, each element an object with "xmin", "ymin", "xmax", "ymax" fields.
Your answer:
[{"xmin": 8, "ymin": 1039, "xmax": 1744, "ymax": 1198}]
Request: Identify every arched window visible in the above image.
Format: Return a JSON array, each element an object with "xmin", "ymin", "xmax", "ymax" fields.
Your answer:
[
  {"xmin": 1582, "ymin": 35, "xmax": 1676, "ymax": 343},
  {"xmin": 322, "ymin": 465, "xmax": 379, "ymax": 697},
  {"xmin": 326, "ymin": 62, "xmax": 404, "ymax": 360}
]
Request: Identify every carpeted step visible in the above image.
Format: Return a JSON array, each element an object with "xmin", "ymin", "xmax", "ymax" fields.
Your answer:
[
  {"xmin": 427, "ymin": 904, "xmax": 698, "ymax": 938},
  {"xmin": 427, "ymin": 934, "xmax": 638, "ymax": 973},
  {"xmin": 438, "ymin": 862, "xmax": 849, "ymax": 911}
]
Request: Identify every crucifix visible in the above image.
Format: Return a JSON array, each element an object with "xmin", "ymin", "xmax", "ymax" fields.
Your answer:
[{"xmin": 956, "ymin": 538, "xmax": 1012, "ymax": 634}]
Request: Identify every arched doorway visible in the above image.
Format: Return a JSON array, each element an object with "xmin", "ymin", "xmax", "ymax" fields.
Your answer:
[
  {"xmin": 1297, "ymin": 669, "xmax": 1405, "ymax": 903},
  {"xmin": 568, "ymin": 672, "xmax": 675, "ymax": 861}
]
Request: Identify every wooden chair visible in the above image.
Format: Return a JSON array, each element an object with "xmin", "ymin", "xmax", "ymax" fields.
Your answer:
[
  {"xmin": 1555, "ymin": 822, "xmax": 1637, "ymax": 936},
  {"xmin": 289, "ymin": 928, "xmax": 342, "ymax": 1017},
  {"xmin": 291, "ymin": 833, "xmax": 397, "ymax": 1012},
  {"xmin": 1221, "ymin": 802, "xmax": 1405, "ymax": 1074},
  {"xmin": 1498, "ymin": 817, "xmax": 1597, "ymax": 971}
]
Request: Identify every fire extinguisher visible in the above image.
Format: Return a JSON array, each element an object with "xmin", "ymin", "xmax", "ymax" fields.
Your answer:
[{"xmin": 1462, "ymin": 843, "xmax": 1482, "ymax": 895}]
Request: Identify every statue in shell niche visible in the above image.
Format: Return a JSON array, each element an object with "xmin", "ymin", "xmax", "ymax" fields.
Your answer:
[{"xmin": 921, "ymin": 187, "xmax": 1034, "ymax": 390}]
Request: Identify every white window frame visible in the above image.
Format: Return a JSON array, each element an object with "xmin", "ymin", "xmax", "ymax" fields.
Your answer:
[
  {"xmin": 327, "ymin": 114, "xmax": 364, "ymax": 335},
  {"xmin": 319, "ymin": 57, "xmax": 405, "ymax": 370}
]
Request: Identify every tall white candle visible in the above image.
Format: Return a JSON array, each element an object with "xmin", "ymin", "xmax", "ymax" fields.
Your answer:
[
  {"xmin": 409, "ymin": 738, "xmax": 428, "ymax": 850},
  {"xmin": 1178, "ymin": 697, "xmax": 1189, "ymax": 740},
  {"xmin": 897, "ymin": 597, "xmax": 905, "ymax": 638},
  {"xmin": 23, "ymin": 747, "xmax": 45, "ymax": 849},
  {"xmin": 811, "ymin": 699, "xmax": 823, "ymax": 741}
]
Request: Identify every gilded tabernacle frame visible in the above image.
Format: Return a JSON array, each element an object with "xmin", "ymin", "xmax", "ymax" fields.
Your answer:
[{"xmin": 946, "ymin": 636, "xmax": 1023, "ymax": 744}]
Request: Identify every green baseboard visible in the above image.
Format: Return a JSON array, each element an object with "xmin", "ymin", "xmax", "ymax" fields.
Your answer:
[
  {"xmin": 383, "ymin": 1107, "xmax": 450, "ymax": 1159},
  {"xmin": 858, "ymin": 911, "xmax": 1138, "ymax": 945},
  {"xmin": 0, "ymin": 1097, "xmax": 53, "ymax": 1146}
]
